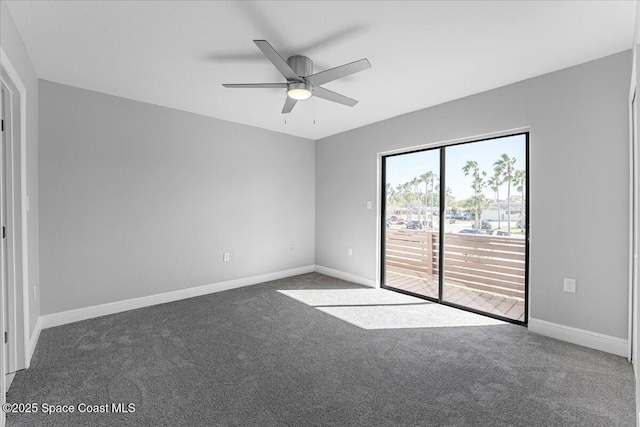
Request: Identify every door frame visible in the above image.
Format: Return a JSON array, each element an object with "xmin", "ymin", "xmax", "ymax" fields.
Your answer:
[
  {"xmin": 0, "ymin": 47, "xmax": 31, "ymax": 380},
  {"xmin": 0, "ymin": 65, "xmax": 5, "ymax": 427},
  {"xmin": 629, "ymin": 45, "xmax": 638, "ymax": 365},
  {"xmin": 378, "ymin": 129, "xmax": 530, "ymax": 325}
]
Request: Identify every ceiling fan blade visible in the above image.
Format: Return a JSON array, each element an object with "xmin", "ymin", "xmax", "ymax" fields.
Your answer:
[
  {"xmin": 312, "ymin": 87, "xmax": 358, "ymax": 107},
  {"xmin": 282, "ymin": 96, "xmax": 297, "ymax": 114},
  {"xmin": 222, "ymin": 83, "xmax": 288, "ymax": 88},
  {"xmin": 305, "ymin": 58, "xmax": 371, "ymax": 87},
  {"xmin": 254, "ymin": 40, "xmax": 301, "ymax": 82}
]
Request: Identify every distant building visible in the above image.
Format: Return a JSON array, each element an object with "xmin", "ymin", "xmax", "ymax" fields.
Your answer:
[{"xmin": 483, "ymin": 202, "xmax": 524, "ymax": 221}]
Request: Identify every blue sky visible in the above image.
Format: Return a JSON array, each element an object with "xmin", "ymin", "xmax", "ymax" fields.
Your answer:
[{"xmin": 386, "ymin": 134, "xmax": 526, "ymax": 201}]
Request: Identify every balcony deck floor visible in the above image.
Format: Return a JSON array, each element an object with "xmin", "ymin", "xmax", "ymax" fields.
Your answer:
[{"xmin": 385, "ymin": 270, "xmax": 525, "ymax": 322}]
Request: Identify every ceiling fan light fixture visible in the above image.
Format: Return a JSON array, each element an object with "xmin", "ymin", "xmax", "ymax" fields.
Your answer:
[{"xmin": 287, "ymin": 82, "xmax": 312, "ymax": 100}]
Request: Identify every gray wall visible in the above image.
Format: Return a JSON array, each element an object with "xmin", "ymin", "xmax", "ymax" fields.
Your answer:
[
  {"xmin": 39, "ymin": 81, "xmax": 315, "ymax": 315},
  {"xmin": 316, "ymin": 50, "xmax": 631, "ymax": 339},
  {"xmin": 1, "ymin": 0, "xmax": 40, "ymax": 339}
]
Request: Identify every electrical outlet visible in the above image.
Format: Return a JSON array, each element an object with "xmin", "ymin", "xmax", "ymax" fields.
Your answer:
[
  {"xmin": 33, "ymin": 286, "xmax": 37, "ymax": 301},
  {"xmin": 563, "ymin": 278, "xmax": 576, "ymax": 293},
  {"xmin": 290, "ymin": 243, "xmax": 294, "ymax": 251},
  {"xmin": 366, "ymin": 200, "xmax": 372, "ymax": 210},
  {"xmin": 348, "ymin": 247, "xmax": 353, "ymax": 256},
  {"xmin": 223, "ymin": 252, "xmax": 230, "ymax": 262}
]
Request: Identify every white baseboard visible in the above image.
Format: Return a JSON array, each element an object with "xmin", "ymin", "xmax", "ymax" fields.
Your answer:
[
  {"xmin": 314, "ymin": 265, "xmax": 377, "ymax": 288},
  {"xmin": 528, "ymin": 317, "xmax": 628, "ymax": 357},
  {"xmin": 5, "ymin": 372, "xmax": 15, "ymax": 391},
  {"xmin": 27, "ymin": 316, "xmax": 42, "ymax": 366},
  {"xmin": 39, "ymin": 265, "xmax": 315, "ymax": 330}
]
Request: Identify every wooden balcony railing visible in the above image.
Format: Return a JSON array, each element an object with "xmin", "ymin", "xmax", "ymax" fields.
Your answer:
[{"xmin": 385, "ymin": 229, "xmax": 525, "ymax": 299}]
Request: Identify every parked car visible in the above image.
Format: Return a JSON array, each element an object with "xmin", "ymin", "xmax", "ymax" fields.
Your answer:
[
  {"xmin": 451, "ymin": 214, "xmax": 468, "ymax": 220},
  {"xmin": 406, "ymin": 220, "xmax": 422, "ymax": 229},
  {"xmin": 472, "ymin": 220, "xmax": 492, "ymax": 230},
  {"xmin": 396, "ymin": 218, "xmax": 405, "ymax": 225},
  {"xmin": 385, "ymin": 219, "xmax": 391, "ymax": 228},
  {"xmin": 459, "ymin": 228, "xmax": 484, "ymax": 234}
]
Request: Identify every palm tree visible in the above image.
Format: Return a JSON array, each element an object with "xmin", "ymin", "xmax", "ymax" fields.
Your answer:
[
  {"xmin": 462, "ymin": 160, "xmax": 487, "ymax": 226},
  {"xmin": 487, "ymin": 172, "xmax": 501, "ymax": 229},
  {"xmin": 385, "ymin": 182, "xmax": 396, "ymax": 214},
  {"xmin": 494, "ymin": 154, "xmax": 517, "ymax": 233},
  {"xmin": 513, "ymin": 169, "xmax": 526, "ymax": 198},
  {"xmin": 420, "ymin": 171, "xmax": 435, "ymax": 227},
  {"xmin": 444, "ymin": 187, "xmax": 454, "ymax": 215},
  {"xmin": 394, "ymin": 184, "xmax": 404, "ymax": 216},
  {"xmin": 513, "ymin": 169, "xmax": 526, "ymax": 231},
  {"xmin": 431, "ymin": 175, "xmax": 438, "ymax": 226},
  {"xmin": 409, "ymin": 177, "xmax": 421, "ymax": 222},
  {"xmin": 431, "ymin": 175, "xmax": 439, "ymax": 226},
  {"xmin": 400, "ymin": 183, "xmax": 413, "ymax": 220}
]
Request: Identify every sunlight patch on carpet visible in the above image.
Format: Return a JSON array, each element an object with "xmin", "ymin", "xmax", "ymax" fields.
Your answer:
[{"xmin": 278, "ymin": 289, "xmax": 506, "ymax": 329}]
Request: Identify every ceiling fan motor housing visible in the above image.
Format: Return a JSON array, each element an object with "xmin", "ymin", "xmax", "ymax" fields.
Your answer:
[{"xmin": 287, "ymin": 55, "xmax": 313, "ymax": 78}]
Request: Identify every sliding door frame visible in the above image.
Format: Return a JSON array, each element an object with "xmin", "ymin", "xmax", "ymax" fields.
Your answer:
[{"xmin": 380, "ymin": 131, "xmax": 529, "ymax": 326}]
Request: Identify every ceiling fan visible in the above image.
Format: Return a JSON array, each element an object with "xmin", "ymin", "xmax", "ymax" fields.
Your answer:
[{"xmin": 222, "ymin": 40, "xmax": 371, "ymax": 114}]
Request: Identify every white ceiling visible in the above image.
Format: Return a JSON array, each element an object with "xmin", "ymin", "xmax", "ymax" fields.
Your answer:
[{"xmin": 5, "ymin": 0, "xmax": 636, "ymax": 140}]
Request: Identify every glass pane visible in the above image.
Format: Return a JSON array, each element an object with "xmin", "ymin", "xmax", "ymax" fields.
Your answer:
[
  {"xmin": 384, "ymin": 150, "xmax": 440, "ymax": 299},
  {"xmin": 443, "ymin": 135, "xmax": 527, "ymax": 321}
]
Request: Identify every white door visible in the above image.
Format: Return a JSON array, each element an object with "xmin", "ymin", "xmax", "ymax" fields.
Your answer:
[
  {"xmin": 0, "ymin": 83, "xmax": 7, "ymax": 427},
  {"xmin": 632, "ymin": 88, "xmax": 638, "ymax": 366}
]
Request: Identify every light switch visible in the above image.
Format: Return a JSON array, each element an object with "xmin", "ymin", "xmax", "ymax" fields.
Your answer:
[{"xmin": 563, "ymin": 278, "xmax": 576, "ymax": 293}]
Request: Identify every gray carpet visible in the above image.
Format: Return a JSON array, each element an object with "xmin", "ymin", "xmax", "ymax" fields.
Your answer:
[{"xmin": 5, "ymin": 273, "xmax": 635, "ymax": 426}]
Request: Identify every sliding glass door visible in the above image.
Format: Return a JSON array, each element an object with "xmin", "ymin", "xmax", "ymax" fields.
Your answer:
[
  {"xmin": 382, "ymin": 133, "xmax": 528, "ymax": 323},
  {"xmin": 383, "ymin": 149, "xmax": 440, "ymax": 299}
]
